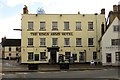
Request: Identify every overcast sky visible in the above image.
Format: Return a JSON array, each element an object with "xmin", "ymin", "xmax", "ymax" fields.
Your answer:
[{"xmin": 0, "ymin": 0, "xmax": 120, "ymax": 42}]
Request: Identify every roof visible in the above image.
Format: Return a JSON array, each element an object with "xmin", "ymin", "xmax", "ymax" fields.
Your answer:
[
  {"xmin": 2, "ymin": 39, "xmax": 21, "ymax": 47},
  {"xmin": 98, "ymin": 16, "xmax": 120, "ymax": 42}
]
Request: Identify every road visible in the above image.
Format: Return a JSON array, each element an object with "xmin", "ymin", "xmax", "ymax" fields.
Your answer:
[{"xmin": 1, "ymin": 69, "xmax": 120, "ymax": 79}]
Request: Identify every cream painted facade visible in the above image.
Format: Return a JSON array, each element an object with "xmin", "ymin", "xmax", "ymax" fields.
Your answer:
[
  {"xmin": 21, "ymin": 12, "xmax": 105, "ymax": 64},
  {"xmin": 3, "ymin": 46, "xmax": 20, "ymax": 59},
  {"xmin": 101, "ymin": 17, "xmax": 120, "ymax": 66}
]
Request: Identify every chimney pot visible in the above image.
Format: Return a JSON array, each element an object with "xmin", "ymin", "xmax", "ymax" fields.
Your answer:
[
  {"xmin": 23, "ymin": 5, "xmax": 28, "ymax": 14},
  {"xmin": 113, "ymin": 5, "xmax": 117, "ymax": 12},
  {"xmin": 101, "ymin": 8, "xmax": 105, "ymax": 14},
  {"xmin": 118, "ymin": 5, "xmax": 120, "ymax": 12}
]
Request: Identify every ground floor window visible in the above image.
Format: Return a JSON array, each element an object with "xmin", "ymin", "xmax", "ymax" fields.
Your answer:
[
  {"xmin": 93, "ymin": 52, "xmax": 97, "ymax": 60},
  {"xmin": 28, "ymin": 52, "xmax": 34, "ymax": 61},
  {"xmin": 65, "ymin": 52, "xmax": 71, "ymax": 60},
  {"xmin": 116, "ymin": 52, "xmax": 120, "ymax": 61},
  {"xmin": 72, "ymin": 53, "xmax": 77, "ymax": 60},
  {"xmin": 79, "ymin": 52, "xmax": 85, "ymax": 61},
  {"xmin": 40, "ymin": 52, "xmax": 46, "ymax": 60}
]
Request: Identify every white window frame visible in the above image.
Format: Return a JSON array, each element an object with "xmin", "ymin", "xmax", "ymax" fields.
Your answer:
[
  {"xmin": 52, "ymin": 22, "xmax": 58, "ymax": 30},
  {"xmin": 28, "ymin": 22, "xmax": 33, "ymax": 30},
  {"xmin": 28, "ymin": 38, "xmax": 33, "ymax": 46},
  {"xmin": 76, "ymin": 22, "xmax": 81, "ymax": 30},
  {"xmin": 52, "ymin": 38, "xmax": 58, "ymax": 46},
  {"xmin": 88, "ymin": 22, "xmax": 93, "ymax": 30},
  {"xmin": 64, "ymin": 38, "xmax": 70, "ymax": 46},
  {"xmin": 64, "ymin": 22, "xmax": 70, "ymax": 30},
  {"xmin": 40, "ymin": 38, "xmax": 46, "ymax": 46},
  {"xmin": 40, "ymin": 22, "xmax": 46, "ymax": 30},
  {"xmin": 76, "ymin": 38, "xmax": 82, "ymax": 46}
]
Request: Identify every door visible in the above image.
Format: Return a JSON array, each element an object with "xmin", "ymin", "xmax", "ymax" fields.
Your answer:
[
  {"xmin": 50, "ymin": 50, "xmax": 57, "ymax": 64},
  {"xmin": 106, "ymin": 53, "xmax": 111, "ymax": 63},
  {"xmin": 35, "ymin": 54, "xmax": 39, "ymax": 61}
]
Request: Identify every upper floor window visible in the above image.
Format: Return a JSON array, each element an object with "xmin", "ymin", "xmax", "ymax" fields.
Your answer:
[
  {"xmin": 64, "ymin": 38, "xmax": 70, "ymax": 46},
  {"xmin": 52, "ymin": 22, "xmax": 58, "ymax": 30},
  {"xmin": 76, "ymin": 38, "xmax": 82, "ymax": 46},
  {"xmin": 113, "ymin": 25, "xmax": 120, "ymax": 32},
  {"xmin": 28, "ymin": 38, "xmax": 33, "ymax": 46},
  {"xmin": 88, "ymin": 38, "xmax": 94, "ymax": 46},
  {"xmin": 28, "ymin": 22, "xmax": 33, "ymax": 30},
  {"xmin": 111, "ymin": 39, "xmax": 120, "ymax": 46},
  {"xmin": 64, "ymin": 22, "xmax": 70, "ymax": 31},
  {"xmin": 9, "ymin": 47, "xmax": 11, "ymax": 51},
  {"xmin": 40, "ymin": 22, "xmax": 46, "ymax": 30},
  {"xmin": 40, "ymin": 38, "xmax": 46, "ymax": 47},
  {"xmin": 88, "ymin": 22, "xmax": 93, "ymax": 30},
  {"xmin": 16, "ymin": 47, "xmax": 19, "ymax": 51},
  {"xmin": 76, "ymin": 22, "xmax": 81, "ymax": 31},
  {"xmin": 52, "ymin": 38, "xmax": 58, "ymax": 46},
  {"xmin": 28, "ymin": 52, "xmax": 34, "ymax": 61}
]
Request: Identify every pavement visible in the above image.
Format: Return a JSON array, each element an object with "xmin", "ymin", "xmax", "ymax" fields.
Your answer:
[{"xmin": 1, "ymin": 60, "xmax": 120, "ymax": 73}]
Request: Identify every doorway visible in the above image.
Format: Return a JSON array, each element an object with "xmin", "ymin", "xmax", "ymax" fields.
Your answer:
[
  {"xmin": 106, "ymin": 53, "xmax": 112, "ymax": 63},
  {"xmin": 50, "ymin": 50, "xmax": 57, "ymax": 64}
]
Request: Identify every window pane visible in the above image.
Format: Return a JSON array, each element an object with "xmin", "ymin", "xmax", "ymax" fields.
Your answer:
[
  {"xmin": 52, "ymin": 22, "xmax": 58, "ymax": 30},
  {"xmin": 88, "ymin": 22, "xmax": 93, "ymax": 30},
  {"xmin": 113, "ymin": 25, "xmax": 120, "ymax": 32},
  {"xmin": 111, "ymin": 39, "xmax": 120, "ymax": 46},
  {"xmin": 28, "ymin": 22, "xmax": 33, "ymax": 30},
  {"xmin": 40, "ymin": 52, "xmax": 46, "ymax": 60},
  {"xmin": 76, "ymin": 22, "xmax": 81, "ymax": 30},
  {"xmin": 64, "ymin": 22, "xmax": 69, "ymax": 30},
  {"xmin": 93, "ymin": 52, "xmax": 97, "ymax": 60},
  {"xmin": 28, "ymin": 52, "xmax": 33, "ymax": 60},
  {"xmin": 64, "ymin": 38, "xmax": 70, "ymax": 46},
  {"xmin": 116, "ymin": 52, "xmax": 120, "ymax": 61},
  {"xmin": 40, "ymin": 38, "xmax": 46, "ymax": 46},
  {"xmin": 76, "ymin": 38, "xmax": 81, "ymax": 46},
  {"xmin": 88, "ymin": 38, "xmax": 93, "ymax": 45},
  {"xmin": 65, "ymin": 52, "xmax": 70, "ymax": 60},
  {"xmin": 79, "ymin": 52, "xmax": 84, "ymax": 61},
  {"xmin": 52, "ymin": 38, "xmax": 58, "ymax": 46},
  {"xmin": 40, "ymin": 22, "xmax": 45, "ymax": 30},
  {"xmin": 28, "ymin": 38, "xmax": 33, "ymax": 46},
  {"xmin": 9, "ymin": 47, "xmax": 11, "ymax": 51}
]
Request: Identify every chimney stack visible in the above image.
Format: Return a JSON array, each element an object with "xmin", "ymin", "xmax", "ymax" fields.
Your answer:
[
  {"xmin": 113, "ymin": 5, "xmax": 117, "ymax": 12},
  {"xmin": 101, "ymin": 8, "xmax": 105, "ymax": 14},
  {"xmin": 118, "ymin": 5, "xmax": 120, "ymax": 12},
  {"xmin": 23, "ymin": 5, "xmax": 28, "ymax": 14}
]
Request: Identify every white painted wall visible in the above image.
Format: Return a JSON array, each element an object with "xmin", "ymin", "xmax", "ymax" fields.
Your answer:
[{"xmin": 102, "ymin": 17, "xmax": 120, "ymax": 65}]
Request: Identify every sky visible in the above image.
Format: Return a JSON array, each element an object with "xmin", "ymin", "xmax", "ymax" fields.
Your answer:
[{"xmin": 0, "ymin": 0, "xmax": 120, "ymax": 42}]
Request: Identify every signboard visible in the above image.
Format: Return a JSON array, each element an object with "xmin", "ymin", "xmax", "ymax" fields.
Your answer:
[{"xmin": 30, "ymin": 32, "xmax": 73, "ymax": 36}]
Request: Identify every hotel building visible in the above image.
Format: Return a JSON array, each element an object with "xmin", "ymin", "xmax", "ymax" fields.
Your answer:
[{"xmin": 21, "ymin": 6, "xmax": 106, "ymax": 65}]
